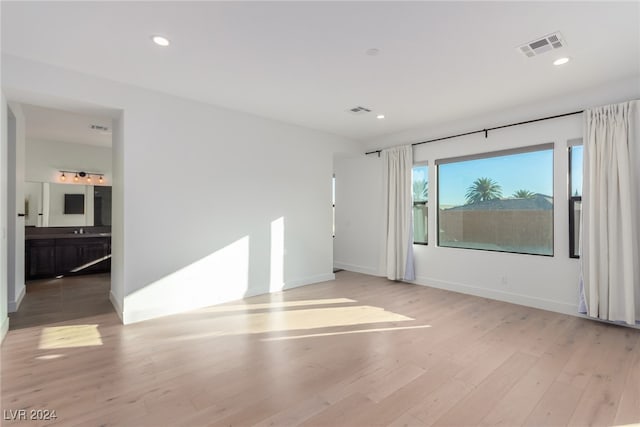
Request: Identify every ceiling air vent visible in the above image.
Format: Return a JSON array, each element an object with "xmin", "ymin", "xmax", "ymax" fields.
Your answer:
[
  {"xmin": 348, "ymin": 106, "xmax": 372, "ymax": 115},
  {"xmin": 518, "ymin": 32, "xmax": 565, "ymax": 58}
]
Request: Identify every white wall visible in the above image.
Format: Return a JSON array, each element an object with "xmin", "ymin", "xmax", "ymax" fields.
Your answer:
[
  {"xmin": 6, "ymin": 103, "xmax": 25, "ymax": 313},
  {"xmin": 1, "ymin": 93, "xmax": 9, "ymax": 342},
  {"xmin": 25, "ymin": 138, "xmax": 112, "ymax": 184},
  {"xmin": 110, "ymin": 112, "xmax": 124, "ymax": 320},
  {"xmin": 335, "ymin": 77, "xmax": 640, "ymax": 316},
  {"xmin": 2, "ymin": 54, "xmax": 359, "ymax": 324}
]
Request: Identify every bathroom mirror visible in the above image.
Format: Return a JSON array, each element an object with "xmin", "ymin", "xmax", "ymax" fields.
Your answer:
[{"xmin": 25, "ymin": 182, "xmax": 112, "ymax": 227}]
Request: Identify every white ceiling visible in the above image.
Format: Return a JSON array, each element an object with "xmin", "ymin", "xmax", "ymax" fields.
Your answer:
[
  {"xmin": 20, "ymin": 104, "xmax": 112, "ymax": 148},
  {"xmin": 2, "ymin": 1, "xmax": 639, "ymax": 141}
]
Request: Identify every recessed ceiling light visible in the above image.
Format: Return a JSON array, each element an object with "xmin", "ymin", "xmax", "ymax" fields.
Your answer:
[
  {"xmin": 376, "ymin": 114, "xmax": 385, "ymax": 119},
  {"xmin": 553, "ymin": 57, "xmax": 570, "ymax": 66},
  {"xmin": 152, "ymin": 35, "xmax": 170, "ymax": 47},
  {"xmin": 366, "ymin": 48, "xmax": 380, "ymax": 56}
]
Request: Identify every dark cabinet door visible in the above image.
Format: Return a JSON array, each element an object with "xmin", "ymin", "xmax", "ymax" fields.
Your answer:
[
  {"xmin": 78, "ymin": 238, "xmax": 110, "ymax": 273},
  {"xmin": 26, "ymin": 239, "xmax": 56, "ymax": 279},
  {"xmin": 55, "ymin": 241, "xmax": 82, "ymax": 275}
]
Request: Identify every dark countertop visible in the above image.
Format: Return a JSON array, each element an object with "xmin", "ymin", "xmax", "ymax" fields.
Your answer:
[{"xmin": 26, "ymin": 233, "xmax": 111, "ymax": 240}]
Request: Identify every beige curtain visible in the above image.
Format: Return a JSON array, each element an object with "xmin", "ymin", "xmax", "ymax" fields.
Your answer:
[
  {"xmin": 582, "ymin": 100, "xmax": 640, "ymax": 325},
  {"xmin": 382, "ymin": 145, "xmax": 415, "ymax": 281}
]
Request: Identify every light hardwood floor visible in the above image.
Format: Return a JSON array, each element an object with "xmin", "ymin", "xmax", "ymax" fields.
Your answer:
[{"xmin": 2, "ymin": 271, "xmax": 639, "ymax": 426}]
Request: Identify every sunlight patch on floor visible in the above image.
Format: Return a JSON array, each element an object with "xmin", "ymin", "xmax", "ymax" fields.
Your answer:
[
  {"xmin": 261, "ymin": 324, "xmax": 432, "ymax": 341},
  {"xmin": 38, "ymin": 325, "xmax": 103, "ymax": 349},
  {"xmin": 201, "ymin": 298, "xmax": 357, "ymax": 313},
  {"xmin": 243, "ymin": 305, "xmax": 414, "ymax": 333},
  {"xmin": 171, "ymin": 305, "xmax": 414, "ymax": 341},
  {"xmin": 35, "ymin": 354, "xmax": 64, "ymax": 360}
]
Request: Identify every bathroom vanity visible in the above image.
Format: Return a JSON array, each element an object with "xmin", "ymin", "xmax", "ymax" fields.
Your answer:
[{"xmin": 25, "ymin": 227, "xmax": 111, "ymax": 280}]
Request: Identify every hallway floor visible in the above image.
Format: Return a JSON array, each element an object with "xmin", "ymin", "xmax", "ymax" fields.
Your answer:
[{"xmin": 8, "ymin": 273, "xmax": 113, "ymax": 330}]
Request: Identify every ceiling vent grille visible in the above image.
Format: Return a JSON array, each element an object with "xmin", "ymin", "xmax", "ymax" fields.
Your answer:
[
  {"xmin": 348, "ymin": 106, "xmax": 372, "ymax": 115},
  {"xmin": 518, "ymin": 32, "xmax": 565, "ymax": 58}
]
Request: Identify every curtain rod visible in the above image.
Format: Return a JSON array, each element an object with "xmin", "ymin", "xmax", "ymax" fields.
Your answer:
[{"xmin": 365, "ymin": 110, "xmax": 584, "ymax": 156}]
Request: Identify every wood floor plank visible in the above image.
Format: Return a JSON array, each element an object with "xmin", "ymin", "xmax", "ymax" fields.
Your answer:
[
  {"xmin": 432, "ymin": 351, "xmax": 538, "ymax": 426},
  {"xmin": 299, "ymin": 393, "xmax": 375, "ymax": 427},
  {"xmin": 479, "ymin": 317, "xmax": 588, "ymax": 426},
  {"xmin": 567, "ymin": 327, "xmax": 639, "ymax": 426},
  {"xmin": 613, "ymin": 337, "xmax": 640, "ymax": 426},
  {"xmin": 251, "ymin": 395, "xmax": 331, "ymax": 427},
  {"xmin": 342, "ymin": 360, "xmax": 462, "ymax": 427},
  {"xmin": 523, "ymin": 381, "xmax": 585, "ymax": 426},
  {"xmin": 403, "ymin": 377, "xmax": 475, "ymax": 426},
  {"xmin": 387, "ymin": 412, "xmax": 427, "ymax": 427}
]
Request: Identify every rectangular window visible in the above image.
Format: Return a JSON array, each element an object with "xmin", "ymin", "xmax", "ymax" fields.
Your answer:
[
  {"xmin": 412, "ymin": 164, "xmax": 428, "ymax": 244},
  {"xmin": 437, "ymin": 144, "xmax": 554, "ymax": 256},
  {"xmin": 569, "ymin": 142, "xmax": 583, "ymax": 258}
]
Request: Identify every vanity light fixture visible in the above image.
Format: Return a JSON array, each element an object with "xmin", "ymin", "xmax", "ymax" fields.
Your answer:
[{"xmin": 59, "ymin": 170, "xmax": 106, "ymax": 184}]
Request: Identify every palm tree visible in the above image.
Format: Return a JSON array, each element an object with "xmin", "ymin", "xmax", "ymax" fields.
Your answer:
[
  {"xmin": 465, "ymin": 177, "xmax": 502, "ymax": 204},
  {"xmin": 512, "ymin": 189, "xmax": 536, "ymax": 199},
  {"xmin": 413, "ymin": 179, "xmax": 428, "ymax": 203}
]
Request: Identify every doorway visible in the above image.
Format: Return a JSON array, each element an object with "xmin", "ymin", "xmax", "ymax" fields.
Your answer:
[{"xmin": 6, "ymin": 103, "xmax": 117, "ymax": 329}]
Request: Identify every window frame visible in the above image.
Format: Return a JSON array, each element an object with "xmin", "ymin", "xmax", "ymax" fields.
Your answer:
[
  {"xmin": 435, "ymin": 143, "xmax": 555, "ymax": 257},
  {"xmin": 412, "ymin": 162, "xmax": 429, "ymax": 245},
  {"xmin": 568, "ymin": 139, "xmax": 583, "ymax": 258}
]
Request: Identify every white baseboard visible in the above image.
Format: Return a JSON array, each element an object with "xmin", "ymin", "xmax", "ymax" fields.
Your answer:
[
  {"xmin": 284, "ymin": 273, "xmax": 335, "ymax": 290},
  {"xmin": 1, "ymin": 316, "xmax": 9, "ymax": 345},
  {"xmin": 334, "ymin": 262, "xmax": 381, "ymax": 276},
  {"xmin": 240, "ymin": 273, "xmax": 337, "ymax": 299},
  {"xmin": 412, "ymin": 275, "xmax": 578, "ymax": 316},
  {"xmin": 8, "ymin": 285, "xmax": 26, "ymax": 313},
  {"xmin": 109, "ymin": 291, "xmax": 124, "ymax": 323}
]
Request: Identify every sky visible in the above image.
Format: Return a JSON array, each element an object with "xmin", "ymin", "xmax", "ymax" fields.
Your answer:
[
  {"xmin": 571, "ymin": 145, "xmax": 583, "ymax": 197},
  {"xmin": 414, "ymin": 149, "xmax": 557, "ymax": 207}
]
